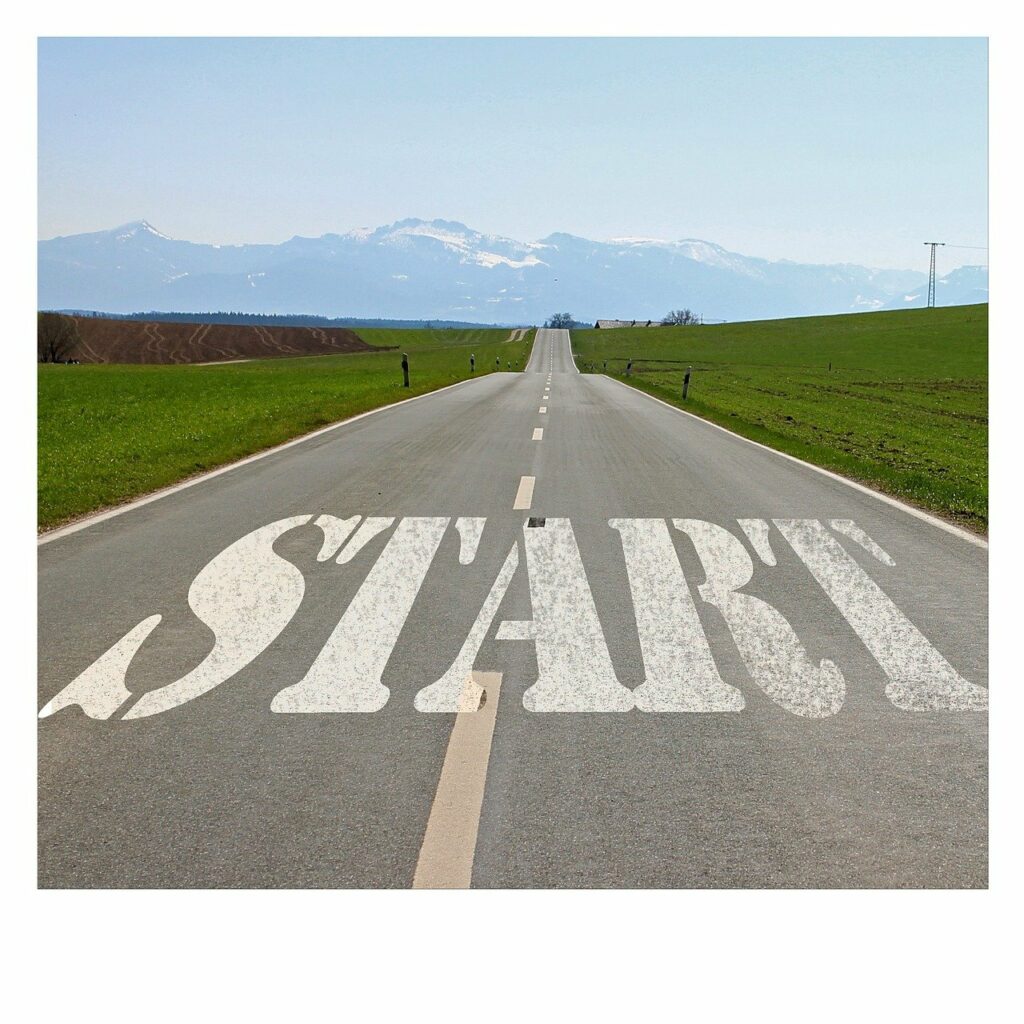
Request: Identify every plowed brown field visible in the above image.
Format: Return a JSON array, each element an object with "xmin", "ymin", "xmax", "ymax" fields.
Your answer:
[{"xmin": 67, "ymin": 317, "xmax": 387, "ymax": 364}]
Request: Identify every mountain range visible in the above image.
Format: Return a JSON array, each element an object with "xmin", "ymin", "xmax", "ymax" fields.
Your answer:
[{"xmin": 38, "ymin": 218, "xmax": 988, "ymax": 324}]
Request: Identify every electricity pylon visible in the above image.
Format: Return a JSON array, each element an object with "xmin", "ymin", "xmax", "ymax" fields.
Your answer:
[{"xmin": 924, "ymin": 242, "xmax": 945, "ymax": 308}]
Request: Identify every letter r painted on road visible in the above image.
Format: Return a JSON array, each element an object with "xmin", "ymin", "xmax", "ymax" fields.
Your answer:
[
  {"xmin": 674, "ymin": 519, "xmax": 846, "ymax": 718},
  {"xmin": 611, "ymin": 518, "xmax": 743, "ymax": 712}
]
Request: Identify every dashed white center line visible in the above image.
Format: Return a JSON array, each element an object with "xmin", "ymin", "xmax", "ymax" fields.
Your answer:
[
  {"xmin": 513, "ymin": 475, "xmax": 535, "ymax": 510},
  {"xmin": 533, "ymin": 428, "xmax": 544, "ymax": 440},
  {"xmin": 539, "ymin": 406, "xmax": 547, "ymax": 413}
]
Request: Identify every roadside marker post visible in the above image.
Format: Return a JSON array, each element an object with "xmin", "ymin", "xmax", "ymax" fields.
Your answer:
[
  {"xmin": 470, "ymin": 353, "xmax": 475, "ymax": 374},
  {"xmin": 402, "ymin": 353, "xmax": 410, "ymax": 388},
  {"xmin": 683, "ymin": 366, "xmax": 692, "ymax": 400}
]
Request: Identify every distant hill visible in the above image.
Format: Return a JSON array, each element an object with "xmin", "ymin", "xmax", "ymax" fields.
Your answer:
[
  {"xmin": 63, "ymin": 315, "xmax": 389, "ymax": 365},
  {"xmin": 39, "ymin": 218, "xmax": 988, "ymax": 323}
]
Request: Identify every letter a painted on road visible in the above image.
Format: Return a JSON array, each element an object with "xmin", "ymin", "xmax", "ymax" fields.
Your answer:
[{"xmin": 500, "ymin": 518, "xmax": 634, "ymax": 712}]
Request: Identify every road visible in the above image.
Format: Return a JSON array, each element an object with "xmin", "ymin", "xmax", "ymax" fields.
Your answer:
[{"xmin": 37, "ymin": 329, "xmax": 988, "ymax": 888}]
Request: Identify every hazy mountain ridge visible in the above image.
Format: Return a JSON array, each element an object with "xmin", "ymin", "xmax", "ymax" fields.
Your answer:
[{"xmin": 39, "ymin": 218, "xmax": 988, "ymax": 323}]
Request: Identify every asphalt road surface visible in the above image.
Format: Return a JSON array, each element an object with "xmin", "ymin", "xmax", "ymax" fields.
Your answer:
[{"xmin": 38, "ymin": 329, "xmax": 988, "ymax": 888}]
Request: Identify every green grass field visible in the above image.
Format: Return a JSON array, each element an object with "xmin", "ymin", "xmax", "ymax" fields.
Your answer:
[
  {"xmin": 38, "ymin": 327, "xmax": 535, "ymax": 530},
  {"xmin": 572, "ymin": 306, "xmax": 987, "ymax": 532}
]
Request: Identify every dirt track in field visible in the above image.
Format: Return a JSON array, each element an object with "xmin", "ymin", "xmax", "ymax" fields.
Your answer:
[{"xmin": 67, "ymin": 317, "xmax": 388, "ymax": 365}]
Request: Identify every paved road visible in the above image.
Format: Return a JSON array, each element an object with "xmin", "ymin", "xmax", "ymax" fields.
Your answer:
[{"xmin": 38, "ymin": 329, "xmax": 987, "ymax": 887}]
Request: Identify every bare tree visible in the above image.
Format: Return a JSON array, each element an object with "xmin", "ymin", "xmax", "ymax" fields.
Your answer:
[
  {"xmin": 545, "ymin": 312, "xmax": 576, "ymax": 329},
  {"xmin": 663, "ymin": 308, "xmax": 700, "ymax": 326},
  {"xmin": 38, "ymin": 313, "xmax": 82, "ymax": 363}
]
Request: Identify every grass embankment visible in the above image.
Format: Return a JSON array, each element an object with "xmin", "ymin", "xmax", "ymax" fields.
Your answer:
[
  {"xmin": 572, "ymin": 306, "xmax": 987, "ymax": 532},
  {"xmin": 39, "ymin": 327, "xmax": 535, "ymax": 531}
]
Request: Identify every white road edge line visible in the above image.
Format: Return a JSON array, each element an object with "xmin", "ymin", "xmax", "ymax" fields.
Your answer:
[
  {"xmin": 39, "ymin": 374, "xmax": 486, "ymax": 546},
  {"xmin": 412, "ymin": 671, "xmax": 502, "ymax": 889},
  {"xmin": 600, "ymin": 373, "xmax": 987, "ymax": 550},
  {"xmin": 565, "ymin": 329, "xmax": 580, "ymax": 374},
  {"xmin": 533, "ymin": 428, "xmax": 544, "ymax": 440},
  {"xmin": 513, "ymin": 476, "xmax": 535, "ymax": 510}
]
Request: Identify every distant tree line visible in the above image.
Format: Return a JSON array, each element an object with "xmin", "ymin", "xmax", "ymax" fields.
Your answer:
[{"xmin": 47, "ymin": 309, "xmax": 525, "ymax": 330}]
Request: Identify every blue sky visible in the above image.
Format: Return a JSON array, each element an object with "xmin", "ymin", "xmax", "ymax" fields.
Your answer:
[{"xmin": 38, "ymin": 37, "xmax": 987, "ymax": 271}]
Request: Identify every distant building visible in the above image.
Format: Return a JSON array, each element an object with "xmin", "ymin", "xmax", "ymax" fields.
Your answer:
[{"xmin": 594, "ymin": 319, "xmax": 662, "ymax": 329}]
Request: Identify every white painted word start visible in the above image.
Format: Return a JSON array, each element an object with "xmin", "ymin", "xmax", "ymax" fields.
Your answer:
[{"xmin": 39, "ymin": 515, "xmax": 987, "ymax": 721}]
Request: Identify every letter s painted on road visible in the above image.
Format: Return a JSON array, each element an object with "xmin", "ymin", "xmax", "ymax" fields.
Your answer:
[{"xmin": 39, "ymin": 515, "xmax": 318, "ymax": 721}]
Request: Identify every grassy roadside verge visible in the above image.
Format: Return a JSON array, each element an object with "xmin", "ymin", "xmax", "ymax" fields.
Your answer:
[
  {"xmin": 571, "ymin": 307, "xmax": 987, "ymax": 533},
  {"xmin": 38, "ymin": 328, "xmax": 535, "ymax": 531}
]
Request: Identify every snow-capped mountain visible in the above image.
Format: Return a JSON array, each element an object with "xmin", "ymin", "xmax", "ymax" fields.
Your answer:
[
  {"xmin": 881, "ymin": 264, "xmax": 989, "ymax": 311},
  {"xmin": 38, "ymin": 218, "xmax": 987, "ymax": 323}
]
